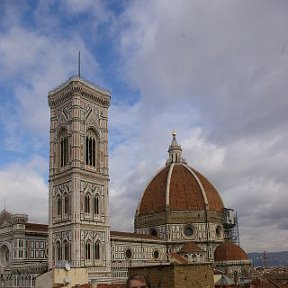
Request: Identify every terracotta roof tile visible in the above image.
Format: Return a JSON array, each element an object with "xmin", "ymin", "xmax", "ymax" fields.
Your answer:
[
  {"xmin": 26, "ymin": 223, "xmax": 48, "ymax": 232},
  {"xmin": 138, "ymin": 166, "xmax": 169, "ymax": 216},
  {"xmin": 214, "ymin": 242, "xmax": 249, "ymax": 262},
  {"xmin": 169, "ymin": 165, "xmax": 206, "ymax": 211},
  {"xmin": 192, "ymin": 169, "xmax": 224, "ymax": 212},
  {"xmin": 138, "ymin": 163, "xmax": 224, "ymax": 217},
  {"xmin": 178, "ymin": 242, "xmax": 203, "ymax": 253},
  {"xmin": 170, "ymin": 252, "xmax": 188, "ymax": 264}
]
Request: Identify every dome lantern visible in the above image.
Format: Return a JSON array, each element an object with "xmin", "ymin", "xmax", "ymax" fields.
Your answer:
[{"xmin": 166, "ymin": 131, "xmax": 186, "ymax": 165}]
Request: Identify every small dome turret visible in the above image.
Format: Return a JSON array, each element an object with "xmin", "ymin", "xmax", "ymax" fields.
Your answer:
[{"xmin": 214, "ymin": 242, "xmax": 249, "ymax": 262}]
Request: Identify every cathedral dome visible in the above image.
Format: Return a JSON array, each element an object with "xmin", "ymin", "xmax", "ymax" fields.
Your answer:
[
  {"xmin": 214, "ymin": 242, "xmax": 249, "ymax": 262},
  {"xmin": 136, "ymin": 132, "xmax": 224, "ymax": 217}
]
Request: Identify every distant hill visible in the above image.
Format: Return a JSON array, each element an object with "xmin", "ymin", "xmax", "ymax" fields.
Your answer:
[{"xmin": 248, "ymin": 251, "xmax": 288, "ymax": 267}]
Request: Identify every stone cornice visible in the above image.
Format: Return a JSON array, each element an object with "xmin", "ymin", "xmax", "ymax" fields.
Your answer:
[
  {"xmin": 48, "ymin": 77, "xmax": 111, "ymax": 108},
  {"xmin": 49, "ymin": 168, "xmax": 109, "ymax": 183},
  {"xmin": 215, "ymin": 259, "xmax": 251, "ymax": 265}
]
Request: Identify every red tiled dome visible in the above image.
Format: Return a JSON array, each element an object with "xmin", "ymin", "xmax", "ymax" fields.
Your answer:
[
  {"xmin": 137, "ymin": 163, "xmax": 224, "ymax": 217},
  {"xmin": 214, "ymin": 242, "xmax": 249, "ymax": 262}
]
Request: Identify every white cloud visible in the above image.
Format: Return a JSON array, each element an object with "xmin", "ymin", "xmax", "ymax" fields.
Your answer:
[
  {"xmin": 112, "ymin": 0, "xmax": 288, "ymax": 252},
  {"xmin": 1, "ymin": 0, "xmax": 288, "ymax": 253},
  {"xmin": 0, "ymin": 157, "xmax": 48, "ymax": 224},
  {"xmin": 119, "ymin": 0, "xmax": 288, "ymax": 139},
  {"xmin": 0, "ymin": 25, "xmax": 98, "ymax": 147}
]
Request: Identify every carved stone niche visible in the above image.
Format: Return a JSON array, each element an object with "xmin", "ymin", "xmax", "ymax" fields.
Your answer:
[{"xmin": 0, "ymin": 243, "xmax": 11, "ymax": 267}]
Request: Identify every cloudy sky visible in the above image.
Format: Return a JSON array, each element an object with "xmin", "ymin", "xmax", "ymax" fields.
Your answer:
[{"xmin": 1, "ymin": 0, "xmax": 288, "ymax": 253}]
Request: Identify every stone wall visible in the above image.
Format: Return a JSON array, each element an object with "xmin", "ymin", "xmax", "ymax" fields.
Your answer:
[{"xmin": 128, "ymin": 263, "xmax": 214, "ymax": 288}]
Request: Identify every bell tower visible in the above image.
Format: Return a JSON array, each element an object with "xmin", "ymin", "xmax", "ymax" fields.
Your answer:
[{"xmin": 48, "ymin": 77, "xmax": 111, "ymax": 281}]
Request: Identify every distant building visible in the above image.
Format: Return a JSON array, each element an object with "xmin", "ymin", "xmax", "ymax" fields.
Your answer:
[
  {"xmin": 0, "ymin": 77, "xmax": 251, "ymax": 288},
  {"xmin": 128, "ymin": 263, "xmax": 215, "ymax": 288},
  {"xmin": 214, "ymin": 241, "xmax": 252, "ymax": 283},
  {"xmin": 0, "ymin": 210, "xmax": 47, "ymax": 287}
]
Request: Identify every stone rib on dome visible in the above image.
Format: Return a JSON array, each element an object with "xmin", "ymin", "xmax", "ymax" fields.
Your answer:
[
  {"xmin": 214, "ymin": 242, "xmax": 249, "ymax": 262},
  {"xmin": 138, "ymin": 166, "xmax": 169, "ymax": 216},
  {"xmin": 169, "ymin": 165, "xmax": 206, "ymax": 211},
  {"xmin": 193, "ymin": 169, "xmax": 224, "ymax": 212}
]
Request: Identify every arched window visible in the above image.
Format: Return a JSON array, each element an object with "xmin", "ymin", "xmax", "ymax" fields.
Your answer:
[
  {"xmin": 60, "ymin": 135, "xmax": 68, "ymax": 167},
  {"xmin": 192, "ymin": 254, "xmax": 197, "ymax": 262},
  {"xmin": 85, "ymin": 130, "xmax": 98, "ymax": 167},
  {"xmin": 94, "ymin": 196, "xmax": 99, "ymax": 215},
  {"xmin": 216, "ymin": 225, "xmax": 223, "ymax": 239},
  {"xmin": 94, "ymin": 242, "xmax": 100, "ymax": 260},
  {"xmin": 63, "ymin": 240, "xmax": 69, "ymax": 261},
  {"xmin": 56, "ymin": 241, "xmax": 61, "ymax": 261},
  {"xmin": 85, "ymin": 242, "xmax": 91, "ymax": 260},
  {"xmin": 86, "ymin": 137, "xmax": 95, "ymax": 166},
  {"xmin": 153, "ymin": 249, "xmax": 159, "ymax": 260},
  {"xmin": 150, "ymin": 228, "xmax": 158, "ymax": 237},
  {"xmin": 85, "ymin": 194, "xmax": 90, "ymax": 213},
  {"xmin": 64, "ymin": 193, "xmax": 69, "ymax": 214},
  {"xmin": 57, "ymin": 195, "xmax": 62, "ymax": 217}
]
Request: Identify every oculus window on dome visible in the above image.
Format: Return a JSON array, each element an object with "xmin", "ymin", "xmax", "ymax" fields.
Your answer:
[
  {"xmin": 125, "ymin": 248, "xmax": 132, "ymax": 259},
  {"xmin": 183, "ymin": 225, "xmax": 196, "ymax": 238},
  {"xmin": 153, "ymin": 249, "xmax": 159, "ymax": 259},
  {"xmin": 150, "ymin": 228, "xmax": 158, "ymax": 237}
]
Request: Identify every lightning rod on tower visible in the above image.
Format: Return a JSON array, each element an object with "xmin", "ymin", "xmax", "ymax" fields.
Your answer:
[{"xmin": 78, "ymin": 51, "xmax": 81, "ymax": 78}]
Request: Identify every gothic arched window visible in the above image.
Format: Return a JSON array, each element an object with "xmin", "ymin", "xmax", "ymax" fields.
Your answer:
[
  {"xmin": 94, "ymin": 196, "xmax": 99, "ymax": 215},
  {"xmin": 85, "ymin": 242, "xmax": 91, "ymax": 260},
  {"xmin": 85, "ymin": 194, "xmax": 90, "ymax": 213},
  {"xmin": 63, "ymin": 240, "xmax": 69, "ymax": 261},
  {"xmin": 94, "ymin": 242, "xmax": 100, "ymax": 260},
  {"xmin": 57, "ymin": 195, "xmax": 62, "ymax": 217},
  {"xmin": 64, "ymin": 193, "xmax": 69, "ymax": 214},
  {"xmin": 85, "ymin": 130, "xmax": 98, "ymax": 167},
  {"xmin": 60, "ymin": 135, "xmax": 68, "ymax": 167},
  {"xmin": 192, "ymin": 254, "xmax": 197, "ymax": 262},
  {"xmin": 56, "ymin": 241, "xmax": 61, "ymax": 261}
]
